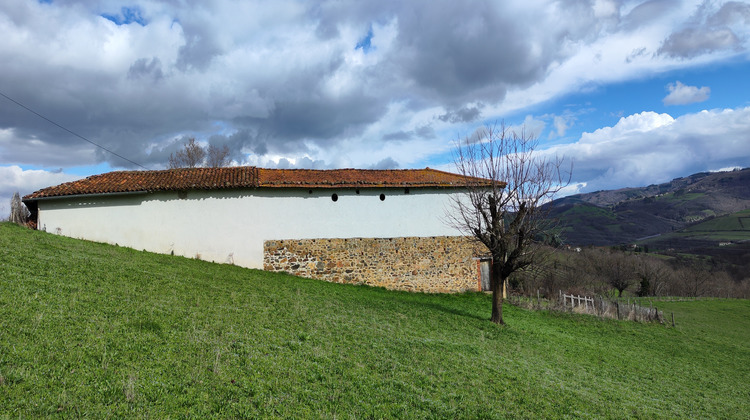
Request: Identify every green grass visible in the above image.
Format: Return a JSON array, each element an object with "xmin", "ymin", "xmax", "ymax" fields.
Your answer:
[
  {"xmin": 684, "ymin": 209, "xmax": 750, "ymax": 234},
  {"xmin": 656, "ymin": 192, "xmax": 706, "ymax": 202},
  {"xmin": 562, "ymin": 204, "xmax": 617, "ymax": 219},
  {"xmin": 1, "ymin": 222, "xmax": 749, "ymax": 418},
  {"xmin": 639, "ymin": 209, "xmax": 750, "ymax": 246}
]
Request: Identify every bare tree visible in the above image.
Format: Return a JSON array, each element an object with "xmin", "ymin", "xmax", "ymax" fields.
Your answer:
[
  {"xmin": 451, "ymin": 125, "xmax": 570, "ymax": 325},
  {"xmin": 168, "ymin": 138, "xmax": 206, "ymax": 169},
  {"xmin": 9, "ymin": 192, "xmax": 30, "ymax": 225},
  {"xmin": 590, "ymin": 250, "xmax": 636, "ymax": 297},
  {"xmin": 206, "ymin": 144, "xmax": 231, "ymax": 168},
  {"xmin": 679, "ymin": 266, "xmax": 710, "ymax": 297},
  {"xmin": 635, "ymin": 255, "xmax": 670, "ymax": 296},
  {"xmin": 168, "ymin": 138, "xmax": 233, "ymax": 168}
]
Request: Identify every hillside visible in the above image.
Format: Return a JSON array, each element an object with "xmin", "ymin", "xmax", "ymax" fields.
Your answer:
[
  {"xmin": 1, "ymin": 222, "xmax": 749, "ymax": 418},
  {"xmin": 548, "ymin": 168, "xmax": 750, "ymax": 246},
  {"xmin": 637, "ymin": 209, "xmax": 750, "ymax": 279}
]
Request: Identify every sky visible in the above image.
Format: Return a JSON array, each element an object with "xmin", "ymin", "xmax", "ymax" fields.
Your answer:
[{"xmin": 2, "ymin": 0, "xmax": 750, "ymax": 215}]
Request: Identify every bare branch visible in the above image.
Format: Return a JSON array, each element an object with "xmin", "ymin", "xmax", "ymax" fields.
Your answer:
[
  {"xmin": 168, "ymin": 138, "xmax": 206, "ymax": 169},
  {"xmin": 206, "ymin": 144, "xmax": 231, "ymax": 168}
]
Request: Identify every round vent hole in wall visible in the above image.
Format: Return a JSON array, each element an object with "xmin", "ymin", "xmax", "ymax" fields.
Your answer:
[
  {"xmin": 331, "ymin": 193, "xmax": 338, "ymax": 202},
  {"xmin": 380, "ymin": 193, "xmax": 386, "ymax": 201}
]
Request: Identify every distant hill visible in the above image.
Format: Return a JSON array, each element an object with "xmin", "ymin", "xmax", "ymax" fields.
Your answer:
[{"xmin": 547, "ymin": 168, "xmax": 750, "ymax": 246}]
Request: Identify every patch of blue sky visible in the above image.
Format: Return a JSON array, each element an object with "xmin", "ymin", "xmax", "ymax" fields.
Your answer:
[
  {"xmin": 19, "ymin": 162, "xmax": 114, "ymax": 176},
  {"xmin": 38, "ymin": 0, "xmax": 53, "ymax": 4},
  {"xmin": 210, "ymin": 120, "xmax": 235, "ymax": 137},
  {"xmin": 355, "ymin": 26, "xmax": 374, "ymax": 53},
  {"xmin": 101, "ymin": 6, "xmax": 147, "ymax": 26},
  {"xmin": 503, "ymin": 59, "xmax": 750, "ymax": 146}
]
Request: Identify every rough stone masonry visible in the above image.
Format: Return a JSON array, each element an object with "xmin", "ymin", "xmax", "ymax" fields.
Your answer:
[{"xmin": 263, "ymin": 236, "xmax": 485, "ymax": 293}]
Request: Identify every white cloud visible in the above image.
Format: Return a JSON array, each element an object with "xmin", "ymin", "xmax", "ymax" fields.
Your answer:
[
  {"xmin": 0, "ymin": 166, "xmax": 83, "ymax": 217},
  {"xmin": 663, "ymin": 81, "xmax": 711, "ymax": 106},
  {"xmin": 542, "ymin": 106, "xmax": 750, "ymax": 192},
  {"xmin": 0, "ymin": 0, "xmax": 748, "ymax": 174}
]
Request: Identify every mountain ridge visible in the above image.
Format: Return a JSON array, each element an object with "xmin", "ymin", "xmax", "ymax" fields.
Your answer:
[{"xmin": 547, "ymin": 167, "xmax": 750, "ymax": 246}]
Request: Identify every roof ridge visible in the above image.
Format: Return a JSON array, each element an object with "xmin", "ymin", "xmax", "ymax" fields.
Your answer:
[{"xmin": 24, "ymin": 166, "xmax": 485, "ymax": 201}]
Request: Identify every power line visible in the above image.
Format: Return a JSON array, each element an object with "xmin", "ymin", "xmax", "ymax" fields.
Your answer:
[{"xmin": 0, "ymin": 90, "xmax": 148, "ymax": 170}]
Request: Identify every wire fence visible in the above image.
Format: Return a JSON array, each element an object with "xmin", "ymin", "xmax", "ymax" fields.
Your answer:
[{"xmin": 507, "ymin": 291, "xmax": 666, "ymax": 323}]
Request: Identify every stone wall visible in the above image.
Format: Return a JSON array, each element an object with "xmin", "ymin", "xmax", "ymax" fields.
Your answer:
[{"xmin": 263, "ymin": 236, "xmax": 485, "ymax": 293}]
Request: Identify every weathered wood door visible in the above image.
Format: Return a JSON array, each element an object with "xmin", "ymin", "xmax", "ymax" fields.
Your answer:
[{"xmin": 480, "ymin": 260, "xmax": 491, "ymax": 291}]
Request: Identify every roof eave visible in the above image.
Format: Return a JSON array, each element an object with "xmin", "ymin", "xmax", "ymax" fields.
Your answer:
[{"xmin": 23, "ymin": 190, "xmax": 150, "ymax": 203}]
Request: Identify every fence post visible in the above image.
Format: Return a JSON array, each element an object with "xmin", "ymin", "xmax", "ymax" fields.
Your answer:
[
  {"xmin": 671, "ymin": 312, "xmax": 675, "ymax": 327},
  {"xmin": 616, "ymin": 301, "xmax": 620, "ymax": 320}
]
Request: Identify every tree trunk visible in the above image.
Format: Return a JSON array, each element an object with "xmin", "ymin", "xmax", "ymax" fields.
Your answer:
[{"xmin": 490, "ymin": 263, "xmax": 505, "ymax": 325}]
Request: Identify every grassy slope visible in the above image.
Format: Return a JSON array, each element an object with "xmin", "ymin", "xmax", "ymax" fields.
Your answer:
[
  {"xmin": 682, "ymin": 208, "xmax": 750, "ymax": 238},
  {"xmin": 1, "ymin": 223, "xmax": 749, "ymax": 418},
  {"xmin": 641, "ymin": 209, "xmax": 750, "ymax": 248}
]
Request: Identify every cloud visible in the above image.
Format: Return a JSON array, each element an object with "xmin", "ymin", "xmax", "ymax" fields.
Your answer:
[
  {"xmin": 658, "ymin": 1, "xmax": 750, "ymax": 58},
  {"xmin": 663, "ymin": 81, "xmax": 710, "ymax": 105},
  {"xmin": 543, "ymin": 106, "xmax": 750, "ymax": 192},
  {"xmin": 0, "ymin": 0, "xmax": 620, "ymax": 169},
  {"xmin": 438, "ymin": 105, "xmax": 483, "ymax": 124},
  {"xmin": 0, "ymin": 165, "xmax": 82, "ymax": 216},
  {"xmin": 0, "ymin": 0, "xmax": 748, "ymax": 175},
  {"xmin": 622, "ymin": 0, "xmax": 679, "ymax": 30},
  {"xmin": 369, "ymin": 157, "xmax": 399, "ymax": 169},
  {"xmin": 659, "ymin": 27, "xmax": 740, "ymax": 58},
  {"xmin": 551, "ymin": 116, "xmax": 567, "ymax": 138}
]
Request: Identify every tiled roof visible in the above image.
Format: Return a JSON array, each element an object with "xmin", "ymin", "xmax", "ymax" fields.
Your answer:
[{"xmin": 24, "ymin": 167, "xmax": 491, "ymax": 200}]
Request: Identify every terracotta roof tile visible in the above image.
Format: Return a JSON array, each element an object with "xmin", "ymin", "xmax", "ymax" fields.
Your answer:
[{"xmin": 24, "ymin": 167, "xmax": 492, "ymax": 200}]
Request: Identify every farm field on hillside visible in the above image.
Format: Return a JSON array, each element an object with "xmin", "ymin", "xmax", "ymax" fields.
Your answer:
[{"xmin": 1, "ymin": 223, "xmax": 749, "ymax": 418}]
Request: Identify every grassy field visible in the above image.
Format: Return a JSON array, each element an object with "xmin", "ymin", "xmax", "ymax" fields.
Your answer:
[
  {"xmin": 683, "ymin": 208, "xmax": 750, "ymax": 236},
  {"xmin": 1, "ymin": 222, "xmax": 749, "ymax": 418}
]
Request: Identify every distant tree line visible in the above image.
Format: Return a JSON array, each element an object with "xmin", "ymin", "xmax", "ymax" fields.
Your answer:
[{"xmin": 509, "ymin": 247, "xmax": 750, "ymax": 299}]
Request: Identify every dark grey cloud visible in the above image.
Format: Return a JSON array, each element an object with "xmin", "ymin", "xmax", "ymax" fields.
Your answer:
[
  {"xmin": 622, "ymin": 0, "xmax": 677, "ymax": 30},
  {"xmin": 175, "ymin": 18, "xmax": 224, "ymax": 71},
  {"xmin": 393, "ymin": 3, "xmax": 542, "ymax": 104},
  {"xmin": 708, "ymin": 1, "xmax": 750, "ymax": 26},
  {"xmin": 382, "ymin": 131, "xmax": 411, "ymax": 141},
  {"xmin": 658, "ymin": 1, "xmax": 748, "ymax": 58},
  {"xmin": 1, "ymin": 0, "xmax": 748, "ymax": 179},
  {"xmin": 414, "ymin": 125, "xmax": 435, "ymax": 139},
  {"xmin": 258, "ymin": 94, "xmax": 387, "ymax": 143},
  {"xmin": 128, "ymin": 57, "xmax": 164, "ymax": 81},
  {"xmin": 203, "ymin": 129, "xmax": 273, "ymax": 163},
  {"xmin": 381, "ymin": 125, "xmax": 435, "ymax": 142},
  {"xmin": 0, "ymin": 0, "xmax": 612, "ymax": 171},
  {"xmin": 659, "ymin": 27, "xmax": 740, "ymax": 58},
  {"xmin": 369, "ymin": 157, "xmax": 399, "ymax": 169},
  {"xmin": 438, "ymin": 105, "xmax": 483, "ymax": 123}
]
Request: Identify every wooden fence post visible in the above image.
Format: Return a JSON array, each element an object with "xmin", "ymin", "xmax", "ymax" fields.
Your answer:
[{"xmin": 616, "ymin": 301, "xmax": 620, "ymax": 320}]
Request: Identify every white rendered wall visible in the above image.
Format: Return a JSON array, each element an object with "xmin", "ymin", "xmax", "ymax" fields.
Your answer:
[{"xmin": 36, "ymin": 188, "xmax": 466, "ymax": 269}]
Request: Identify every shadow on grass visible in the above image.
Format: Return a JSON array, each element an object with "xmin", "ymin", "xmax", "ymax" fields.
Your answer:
[{"xmin": 420, "ymin": 302, "xmax": 488, "ymax": 322}]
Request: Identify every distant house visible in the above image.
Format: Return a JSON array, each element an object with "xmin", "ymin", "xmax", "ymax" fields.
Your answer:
[{"xmin": 23, "ymin": 167, "xmax": 488, "ymax": 293}]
